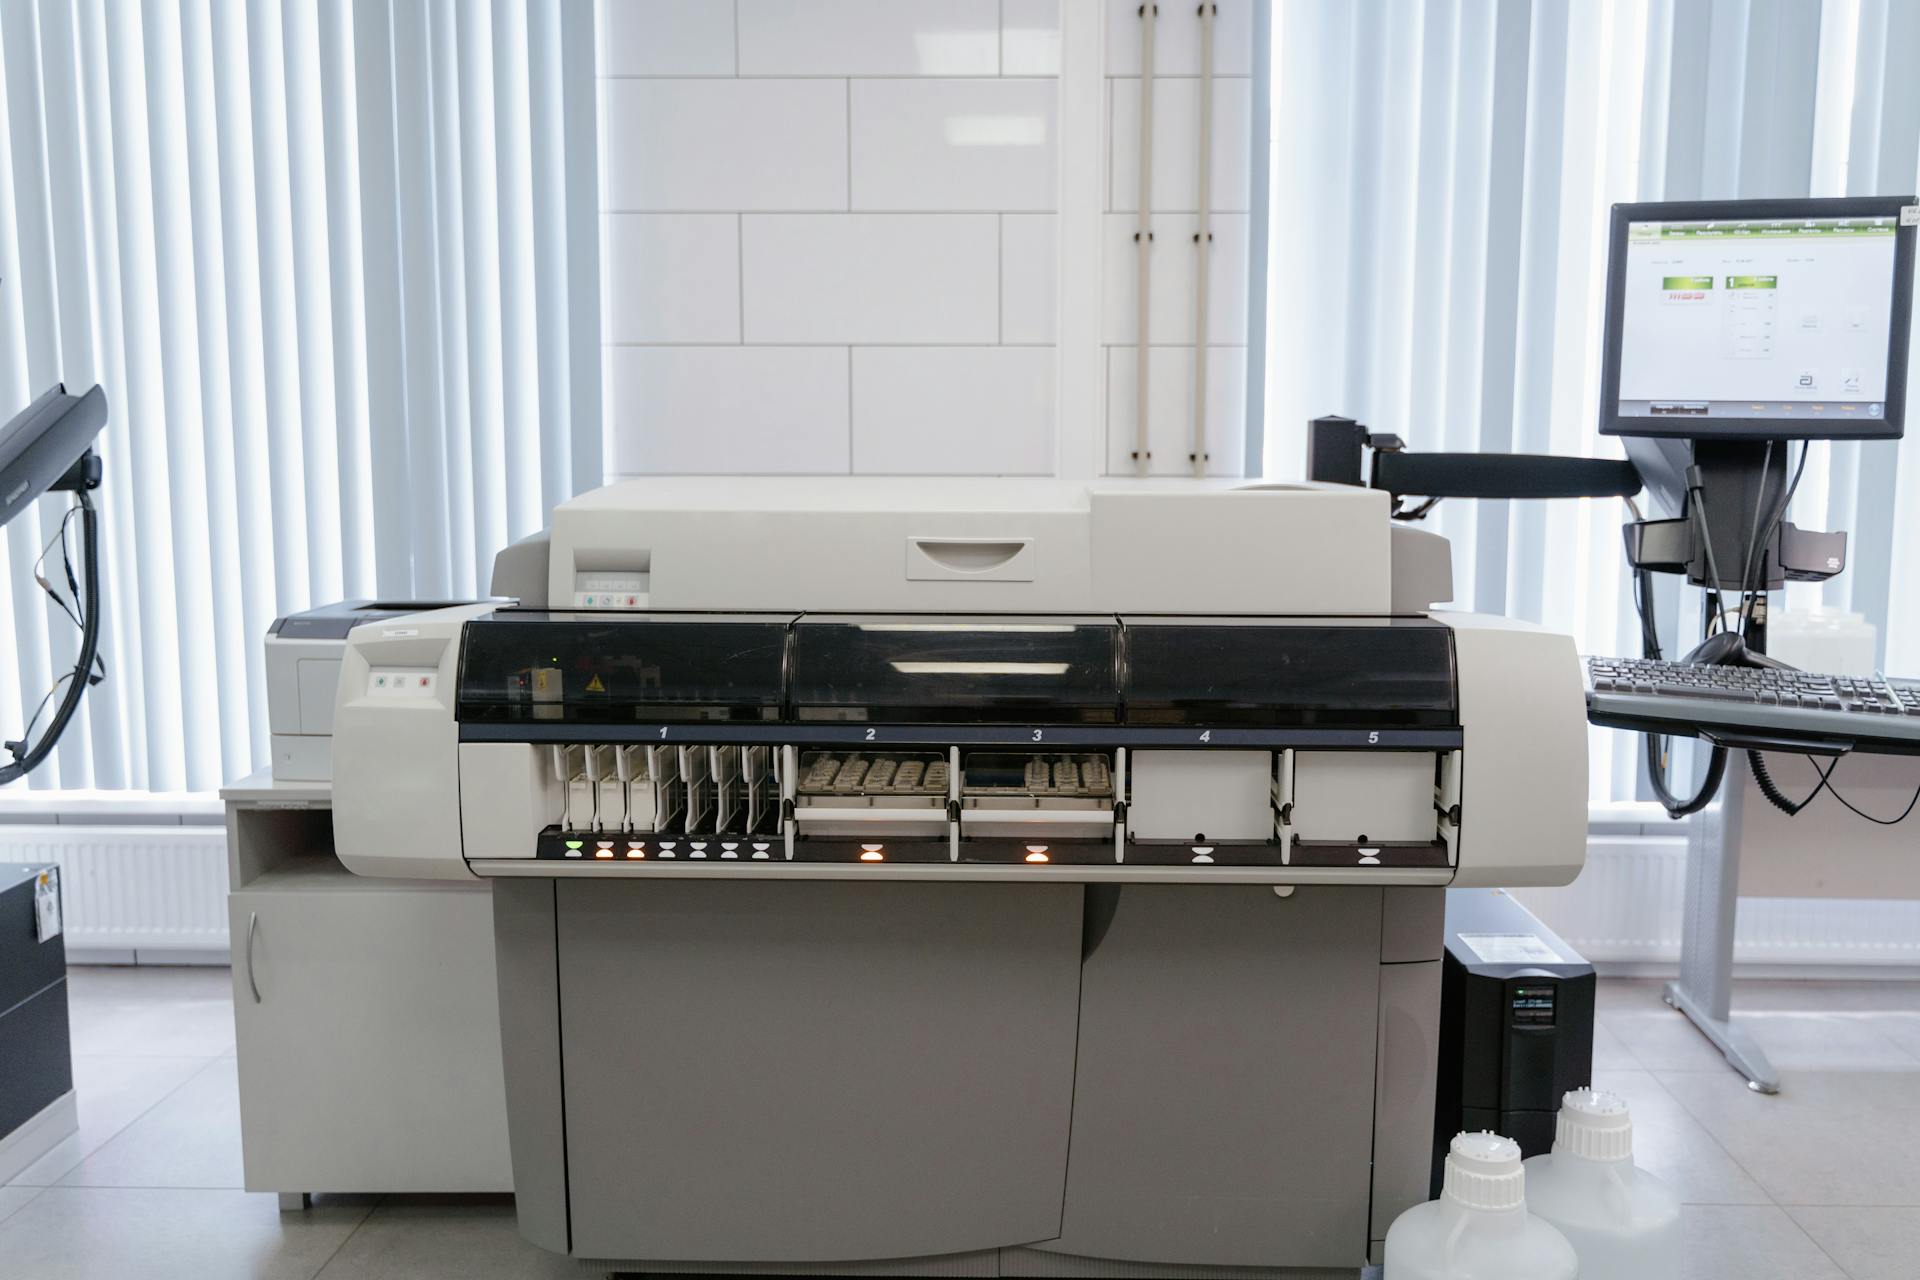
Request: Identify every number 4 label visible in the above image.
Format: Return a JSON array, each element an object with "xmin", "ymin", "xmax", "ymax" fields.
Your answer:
[{"xmin": 1199, "ymin": 730, "xmax": 1212, "ymax": 743}]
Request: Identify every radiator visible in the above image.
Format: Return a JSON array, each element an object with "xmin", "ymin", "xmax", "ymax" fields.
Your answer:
[
  {"xmin": 1513, "ymin": 834, "xmax": 1920, "ymax": 968},
  {"xmin": 0, "ymin": 824, "xmax": 229, "ymax": 953}
]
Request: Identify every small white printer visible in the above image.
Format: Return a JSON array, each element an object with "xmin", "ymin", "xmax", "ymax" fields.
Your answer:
[{"xmin": 266, "ymin": 600, "xmax": 469, "ymax": 781}]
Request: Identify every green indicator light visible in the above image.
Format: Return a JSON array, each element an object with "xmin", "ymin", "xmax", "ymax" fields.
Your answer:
[{"xmin": 565, "ymin": 840, "xmax": 584, "ymax": 850}]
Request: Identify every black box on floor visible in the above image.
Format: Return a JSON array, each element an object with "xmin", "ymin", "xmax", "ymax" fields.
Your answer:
[
  {"xmin": 0, "ymin": 863, "xmax": 71, "ymax": 1144},
  {"xmin": 1431, "ymin": 888, "xmax": 1595, "ymax": 1197}
]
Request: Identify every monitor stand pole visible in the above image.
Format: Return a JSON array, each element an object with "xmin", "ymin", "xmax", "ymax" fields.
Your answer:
[{"xmin": 1664, "ymin": 593, "xmax": 1780, "ymax": 1094}]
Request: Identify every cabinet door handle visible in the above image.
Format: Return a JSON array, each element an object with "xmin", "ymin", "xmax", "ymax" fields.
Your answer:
[{"xmin": 245, "ymin": 910, "xmax": 261, "ymax": 1004}]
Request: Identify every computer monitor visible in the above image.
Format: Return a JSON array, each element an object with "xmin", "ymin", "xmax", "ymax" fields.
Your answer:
[
  {"xmin": 1599, "ymin": 196, "xmax": 1917, "ymax": 440},
  {"xmin": 0, "ymin": 383, "xmax": 106, "ymax": 530}
]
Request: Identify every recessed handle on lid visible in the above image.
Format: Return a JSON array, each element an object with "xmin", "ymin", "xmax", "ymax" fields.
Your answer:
[{"xmin": 906, "ymin": 537, "xmax": 1034, "ymax": 582}]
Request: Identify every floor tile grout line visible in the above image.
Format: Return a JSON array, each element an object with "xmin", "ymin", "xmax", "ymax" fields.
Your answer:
[
  {"xmin": 308, "ymin": 1191, "xmax": 387, "ymax": 1279},
  {"xmin": 1641, "ymin": 1066, "xmax": 1785, "ymax": 1208},
  {"xmin": 1771, "ymin": 1202, "xmax": 1859, "ymax": 1278},
  {"xmin": 37, "ymin": 1055, "xmax": 236, "ymax": 1191},
  {"xmin": 0, "ymin": 1183, "xmax": 47, "ymax": 1225}
]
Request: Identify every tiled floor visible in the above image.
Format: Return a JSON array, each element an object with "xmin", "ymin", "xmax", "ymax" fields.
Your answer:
[{"xmin": 4, "ymin": 970, "xmax": 1920, "ymax": 1278}]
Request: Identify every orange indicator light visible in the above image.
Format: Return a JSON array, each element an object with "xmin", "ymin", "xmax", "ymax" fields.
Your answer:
[
  {"xmin": 1025, "ymin": 851, "xmax": 1050, "ymax": 863},
  {"xmin": 859, "ymin": 843, "xmax": 885, "ymax": 862},
  {"xmin": 595, "ymin": 849, "xmax": 614, "ymax": 859}
]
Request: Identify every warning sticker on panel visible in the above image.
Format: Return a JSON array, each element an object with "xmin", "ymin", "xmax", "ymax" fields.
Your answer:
[{"xmin": 1458, "ymin": 932, "xmax": 1559, "ymax": 965}]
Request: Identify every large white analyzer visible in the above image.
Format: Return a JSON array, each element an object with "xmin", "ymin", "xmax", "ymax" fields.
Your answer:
[{"xmin": 332, "ymin": 477, "xmax": 1589, "ymax": 1276}]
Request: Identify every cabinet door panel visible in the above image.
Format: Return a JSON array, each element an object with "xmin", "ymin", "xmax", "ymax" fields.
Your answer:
[
  {"xmin": 229, "ymin": 885, "xmax": 511, "ymax": 1192},
  {"xmin": 1043, "ymin": 885, "xmax": 1382, "ymax": 1268},
  {"xmin": 557, "ymin": 879, "xmax": 1083, "ymax": 1264}
]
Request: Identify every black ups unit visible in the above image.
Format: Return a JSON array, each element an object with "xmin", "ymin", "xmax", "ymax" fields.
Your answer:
[{"xmin": 1431, "ymin": 888, "xmax": 1595, "ymax": 1197}]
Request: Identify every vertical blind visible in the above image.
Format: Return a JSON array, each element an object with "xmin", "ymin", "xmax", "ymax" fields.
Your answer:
[
  {"xmin": 1262, "ymin": 0, "xmax": 1920, "ymax": 801},
  {"xmin": 0, "ymin": 1, "xmax": 601, "ymax": 793}
]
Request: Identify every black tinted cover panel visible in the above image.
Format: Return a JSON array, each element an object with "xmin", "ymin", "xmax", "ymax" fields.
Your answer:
[
  {"xmin": 1123, "ymin": 621, "xmax": 1456, "ymax": 726},
  {"xmin": 456, "ymin": 611, "xmax": 791, "ymax": 723},
  {"xmin": 790, "ymin": 617, "xmax": 1121, "ymax": 723}
]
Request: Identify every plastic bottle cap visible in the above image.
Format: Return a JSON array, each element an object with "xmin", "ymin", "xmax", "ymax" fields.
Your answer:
[
  {"xmin": 1443, "ymin": 1131, "xmax": 1526, "ymax": 1211},
  {"xmin": 1554, "ymin": 1088, "xmax": 1634, "ymax": 1162}
]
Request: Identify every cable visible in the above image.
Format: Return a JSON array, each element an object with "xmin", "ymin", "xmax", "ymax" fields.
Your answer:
[
  {"xmin": 1, "ymin": 489, "xmax": 102, "ymax": 785},
  {"xmin": 1646, "ymin": 730, "xmax": 1727, "ymax": 818},
  {"xmin": 1749, "ymin": 749, "xmax": 1835, "ymax": 816},
  {"xmin": 1739, "ymin": 441, "xmax": 1808, "ymax": 640},
  {"xmin": 1751, "ymin": 748, "xmax": 1920, "ymax": 824},
  {"xmin": 1825, "ymin": 773, "xmax": 1920, "ymax": 825},
  {"xmin": 29, "ymin": 500, "xmax": 105, "ymax": 684},
  {"xmin": 1734, "ymin": 441, "xmax": 1774, "ymax": 629}
]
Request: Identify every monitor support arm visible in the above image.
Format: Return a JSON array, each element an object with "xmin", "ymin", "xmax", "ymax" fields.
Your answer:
[
  {"xmin": 1619, "ymin": 438, "xmax": 1844, "ymax": 594},
  {"xmin": 1306, "ymin": 415, "xmax": 1645, "ymax": 509}
]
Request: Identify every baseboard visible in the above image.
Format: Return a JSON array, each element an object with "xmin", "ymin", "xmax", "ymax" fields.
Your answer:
[
  {"xmin": 1596, "ymin": 960, "xmax": 1920, "ymax": 982},
  {"xmin": 0, "ymin": 1090, "xmax": 77, "ymax": 1185},
  {"xmin": 65, "ymin": 947, "xmax": 231, "ymax": 967}
]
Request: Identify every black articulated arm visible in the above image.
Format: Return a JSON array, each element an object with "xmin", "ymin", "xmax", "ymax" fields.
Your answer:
[
  {"xmin": 1370, "ymin": 451, "xmax": 1643, "ymax": 502},
  {"xmin": 1305, "ymin": 415, "xmax": 1643, "ymax": 506}
]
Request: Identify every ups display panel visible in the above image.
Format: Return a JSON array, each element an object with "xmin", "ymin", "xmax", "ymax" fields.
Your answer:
[
  {"xmin": 1123, "ymin": 620, "xmax": 1458, "ymax": 726},
  {"xmin": 789, "ymin": 616, "xmax": 1122, "ymax": 724},
  {"xmin": 456, "ymin": 611, "xmax": 793, "ymax": 723}
]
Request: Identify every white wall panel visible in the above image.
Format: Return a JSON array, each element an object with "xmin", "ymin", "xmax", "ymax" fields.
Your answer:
[
  {"xmin": 1002, "ymin": 0, "xmax": 1063, "ymax": 76},
  {"xmin": 600, "ymin": 0, "xmax": 736, "ymax": 76},
  {"xmin": 852, "ymin": 347, "xmax": 1055, "ymax": 474},
  {"xmin": 603, "ymin": 214, "xmax": 741, "ymax": 343},
  {"xmin": 600, "ymin": 0, "xmax": 1068, "ymax": 481},
  {"xmin": 1105, "ymin": 344, "xmax": 1247, "ymax": 476},
  {"xmin": 1104, "ymin": 0, "xmax": 1254, "ymax": 77},
  {"xmin": 1001, "ymin": 213, "xmax": 1059, "ymax": 344},
  {"xmin": 601, "ymin": 79, "xmax": 847, "ymax": 211},
  {"xmin": 606, "ymin": 346, "xmax": 850, "ymax": 474},
  {"xmin": 1101, "ymin": 212, "xmax": 1248, "ymax": 345},
  {"xmin": 742, "ymin": 214, "xmax": 999, "ymax": 343},
  {"xmin": 851, "ymin": 79, "xmax": 1058, "ymax": 211},
  {"xmin": 737, "ymin": 0, "xmax": 1000, "ymax": 76},
  {"xmin": 1109, "ymin": 76, "xmax": 1252, "ymax": 212}
]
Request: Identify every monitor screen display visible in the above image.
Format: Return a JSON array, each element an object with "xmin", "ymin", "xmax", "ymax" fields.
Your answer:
[{"xmin": 1601, "ymin": 200, "xmax": 1914, "ymax": 439}]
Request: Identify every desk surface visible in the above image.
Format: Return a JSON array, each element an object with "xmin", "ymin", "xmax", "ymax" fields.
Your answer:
[{"xmin": 221, "ymin": 770, "xmax": 332, "ymax": 808}]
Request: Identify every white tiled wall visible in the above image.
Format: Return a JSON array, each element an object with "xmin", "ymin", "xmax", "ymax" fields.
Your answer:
[
  {"xmin": 598, "ymin": 0, "xmax": 1255, "ymax": 479},
  {"xmin": 1104, "ymin": 0, "xmax": 1253, "ymax": 476},
  {"xmin": 600, "ymin": 0, "xmax": 1063, "ymax": 476}
]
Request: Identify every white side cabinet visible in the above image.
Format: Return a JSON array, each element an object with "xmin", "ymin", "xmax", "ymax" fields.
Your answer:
[{"xmin": 222, "ymin": 773, "xmax": 512, "ymax": 1201}]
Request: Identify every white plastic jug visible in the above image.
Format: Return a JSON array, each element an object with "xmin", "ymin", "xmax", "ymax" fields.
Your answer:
[
  {"xmin": 1383, "ymin": 1131, "xmax": 1578, "ymax": 1280},
  {"xmin": 1524, "ymin": 1089, "xmax": 1682, "ymax": 1280}
]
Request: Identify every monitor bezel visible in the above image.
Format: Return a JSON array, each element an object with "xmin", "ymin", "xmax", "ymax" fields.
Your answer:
[{"xmin": 1599, "ymin": 195, "xmax": 1916, "ymax": 441}]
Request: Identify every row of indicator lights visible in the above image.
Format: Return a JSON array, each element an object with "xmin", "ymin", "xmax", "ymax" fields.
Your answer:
[
  {"xmin": 560, "ymin": 839, "xmax": 1227, "ymax": 866},
  {"xmin": 578, "ymin": 594, "xmax": 642, "ymax": 607},
  {"xmin": 562, "ymin": 839, "xmax": 776, "ymax": 860},
  {"xmin": 854, "ymin": 844, "xmax": 1054, "ymax": 864}
]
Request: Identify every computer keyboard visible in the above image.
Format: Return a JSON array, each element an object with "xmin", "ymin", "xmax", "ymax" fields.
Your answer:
[{"xmin": 1585, "ymin": 656, "xmax": 1920, "ymax": 754}]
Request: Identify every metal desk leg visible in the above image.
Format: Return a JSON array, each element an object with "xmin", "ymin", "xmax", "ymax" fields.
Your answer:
[{"xmin": 1664, "ymin": 765, "xmax": 1780, "ymax": 1093}]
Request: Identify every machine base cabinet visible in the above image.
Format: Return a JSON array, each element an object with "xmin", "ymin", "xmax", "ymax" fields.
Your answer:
[
  {"xmin": 493, "ymin": 880, "xmax": 1443, "ymax": 1277},
  {"xmin": 221, "ymin": 782, "xmax": 512, "ymax": 1199}
]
